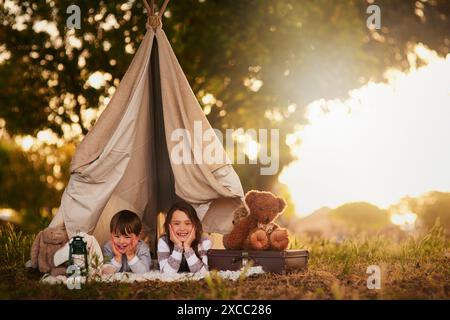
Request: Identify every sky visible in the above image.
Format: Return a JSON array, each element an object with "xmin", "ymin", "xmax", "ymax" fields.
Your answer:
[{"xmin": 279, "ymin": 44, "xmax": 450, "ymax": 217}]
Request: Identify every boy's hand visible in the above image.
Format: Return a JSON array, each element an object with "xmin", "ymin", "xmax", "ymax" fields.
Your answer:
[
  {"xmin": 101, "ymin": 264, "xmax": 116, "ymax": 275},
  {"xmin": 111, "ymin": 236, "xmax": 122, "ymax": 263},
  {"xmin": 169, "ymin": 224, "xmax": 183, "ymax": 248},
  {"xmin": 126, "ymin": 235, "xmax": 138, "ymax": 261},
  {"xmin": 183, "ymin": 227, "xmax": 196, "ymax": 250}
]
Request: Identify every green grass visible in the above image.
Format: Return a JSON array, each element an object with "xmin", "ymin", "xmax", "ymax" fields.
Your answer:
[
  {"xmin": 0, "ymin": 223, "xmax": 35, "ymax": 270},
  {"xmin": 0, "ymin": 222, "xmax": 449, "ymax": 299}
]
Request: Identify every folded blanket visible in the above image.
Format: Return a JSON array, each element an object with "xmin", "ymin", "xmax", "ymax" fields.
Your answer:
[{"xmin": 40, "ymin": 266, "xmax": 264, "ymax": 285}]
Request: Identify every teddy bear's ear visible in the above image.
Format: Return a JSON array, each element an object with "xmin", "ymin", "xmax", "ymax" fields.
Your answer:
[
  {"xmin": 277, "ymin": 197, "xmax": 287, "ymax": 213},
  {"xmin": 244, "ymin": 190, "xmax": 258, "ymax": 205}
]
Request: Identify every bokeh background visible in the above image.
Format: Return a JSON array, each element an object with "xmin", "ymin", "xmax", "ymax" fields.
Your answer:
[{"xmin": 1, "ymin": 0, "xmax": 450, "ymax": 240}]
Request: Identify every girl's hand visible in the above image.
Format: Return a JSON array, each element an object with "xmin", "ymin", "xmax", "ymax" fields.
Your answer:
[
  {"xmin": 169, "ymin": 224, "xmax": 183, "ymax": 248},
  {"xmin": 126, "ymin": 235, "xmax": 138, "ymax": 261},
  {"xmin": 183, "ymin": 227, "xmax": 196, "ymax": 250}
]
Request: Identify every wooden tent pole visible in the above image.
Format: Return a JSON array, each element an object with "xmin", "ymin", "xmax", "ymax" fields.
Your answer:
[
  {"xmin": 158, "ymin": 0, "xmax": 170, "ymax": 18},
  {"xmin": 143, "ymin": 0, "xmax": 170, "ymax": 17},
  {"xmin": 150, "ymin": 0, "xmax": 155, "ymax": 15},
  {"xmin": 142, "ymin": 0, "xmax": 152, "ymax": 15}
]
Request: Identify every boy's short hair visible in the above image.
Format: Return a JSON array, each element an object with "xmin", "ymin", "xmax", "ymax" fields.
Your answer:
[{"xmin": 110, "ymin": 210, "xmax": 142, "ymax": 236}]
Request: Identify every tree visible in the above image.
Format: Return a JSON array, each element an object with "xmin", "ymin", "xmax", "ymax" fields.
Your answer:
[
  {"xmin": 0, "ymin": 138, "xmax": 72, "ymax": 231},
  {"xmin": 1, "ymin": 0, "xmax": 449, "ymax": 194},
  {"xmin": 408, "ymin": 191, "xmax": 450, "ymax": 235},
  {"xmin": 331, "ymin": 202, "xmax": 390, "ymax": 231}
]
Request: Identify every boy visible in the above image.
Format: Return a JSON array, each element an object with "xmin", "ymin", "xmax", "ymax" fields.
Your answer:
[{"xmin": 102, "ymin": 210, "xmax": 151, "ymax": 274}]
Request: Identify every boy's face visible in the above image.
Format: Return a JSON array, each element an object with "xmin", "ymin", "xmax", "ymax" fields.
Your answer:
[
  {"xmin": 170, "ymin": 210, "xmax": 194, "ymax": 242},
  {"xmin": 112, "ymin": 233, "xmax": 138, "ymax": 254}
]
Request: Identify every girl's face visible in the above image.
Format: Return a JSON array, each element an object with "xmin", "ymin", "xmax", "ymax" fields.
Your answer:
[
  {"xmin": 170, "ymin": 210, "xmax": 194, "ymax": 242},
  {"xmin": 112, "ymin": 233, "xmax": 137, "ymax": 254}
]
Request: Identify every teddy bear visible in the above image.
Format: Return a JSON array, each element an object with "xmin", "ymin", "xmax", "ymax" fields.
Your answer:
[{"xmin": 223, "ymin": 190, "xmax": 290, "ymax": 251}]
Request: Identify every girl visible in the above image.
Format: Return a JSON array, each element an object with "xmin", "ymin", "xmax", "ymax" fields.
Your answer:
[{"xmin": 157, "ymin": 201, "xmax": 212, "ymax": 274}]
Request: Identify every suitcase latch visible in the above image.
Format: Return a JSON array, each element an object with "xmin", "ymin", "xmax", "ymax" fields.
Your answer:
[{"xmin": 241, "ymin": 251, "xmax": 249, "ymax": 267}]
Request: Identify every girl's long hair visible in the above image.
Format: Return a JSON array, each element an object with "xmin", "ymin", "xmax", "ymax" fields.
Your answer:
[{"xmin": 163, "ymin": 201, "xmax": 203, "ymax": 256}]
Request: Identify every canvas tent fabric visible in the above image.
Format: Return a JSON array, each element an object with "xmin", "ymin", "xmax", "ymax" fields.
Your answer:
[{"xmin": 48, "ymin": 0, "xmax": 244, "ymax": 250}]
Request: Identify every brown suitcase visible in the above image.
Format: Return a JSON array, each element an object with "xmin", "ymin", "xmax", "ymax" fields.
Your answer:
[{"xmin": 207, "ymin": 249, "xmax": 309, "ymax": 274}]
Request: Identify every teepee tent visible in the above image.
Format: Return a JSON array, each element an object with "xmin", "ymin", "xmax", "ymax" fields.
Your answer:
[{"xmin": 48, "ymin": 0, "xmax": 244, "ymax": 251}]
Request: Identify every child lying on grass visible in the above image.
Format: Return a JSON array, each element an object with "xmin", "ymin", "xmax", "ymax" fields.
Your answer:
[
  {"xmin": 102, "ymin": 210, "xmax": 151, "ymax": 274},
  {"xmin": 157, "ymin": 201, "xmax": 212, "ymax": 274}
]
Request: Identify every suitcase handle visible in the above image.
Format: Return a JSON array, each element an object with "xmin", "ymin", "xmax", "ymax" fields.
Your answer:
[{"xmin": 232, "ymin": 252, "xmax": 252, "ymax": 267}]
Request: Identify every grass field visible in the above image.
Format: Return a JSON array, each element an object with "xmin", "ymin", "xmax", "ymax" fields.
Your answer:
[{"xmin": 0, "ymin": 223, "xmax": 449, "ymax": 299}]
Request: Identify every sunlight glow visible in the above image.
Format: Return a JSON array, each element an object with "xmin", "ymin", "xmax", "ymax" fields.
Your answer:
[
  {"xmin": 244, "ymin": 139, "xmax": 260, "ymax": 161},
  {"xmin": 244, "ymin": 77, "xmax": 263, "ymax": 92},
  {"xmin": 19, "ymin": 136, "xmax": 34, "ymax": 151},
  {"xmin": 0, "ymin": 208, "xmax": 20, "ymax": 223},
  {"xmin": 202, "ymin": 93, "xmax": 216, "ymax": 105},
  {"xmin": 16, "ymin": 129, "xmax": 65, "ymax": 152},
  {"xmin": 234, "ymin": 132, "xmax": 261, "ymax": 161},
  {"xmin": 37, "ymin": 129, "xmax": 59, "ymax": 145},
  {"xmin": 87, "ymin": 71, "xmax": 107, "ymax": 89},
  {"xmin": 33, "ymin": 20, "xmax": 59, "ymax": 40},
  {"xmin": 390, "ymin": 212, "xmax": 417, "ymax": 227},
  {"xmin": 280, "ymin": 44, "xmax": 450, "ymax": 217}
]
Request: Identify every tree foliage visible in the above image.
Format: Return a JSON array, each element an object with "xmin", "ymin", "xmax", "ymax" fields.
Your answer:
[
  {"xmin": 397, "ymin": 191, "xmax": 450, "ymax": 235},
  {"xmin": 331, "ymin": 202, "xmax": 390, "ymax": 230},
  {"xmin": 0, "ymin": 0, "xmax": 449, "ymax": 207}
]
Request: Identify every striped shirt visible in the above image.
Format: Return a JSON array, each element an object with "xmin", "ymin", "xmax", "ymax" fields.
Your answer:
[{"xmin": 157, "ymin": 235, "xmax": 212, "ymax": 274}]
